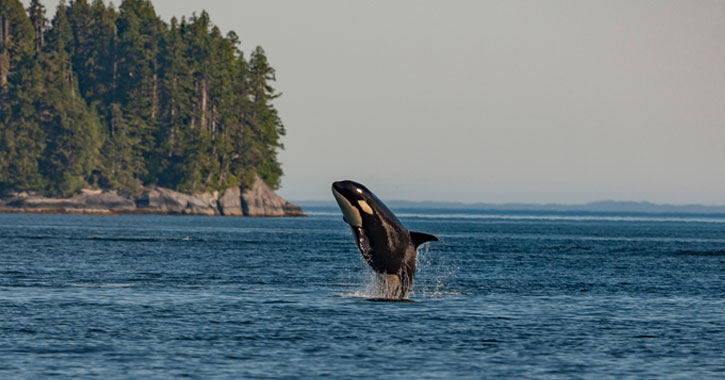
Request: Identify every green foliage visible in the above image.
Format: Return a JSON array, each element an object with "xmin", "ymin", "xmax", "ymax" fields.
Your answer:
[
  {"xmin": 0, "ymin": 0, "xmax": 35, "ymax": 87},
  {"xmin": 0, "ymin": 0, "xmax": 286, "ymax": 196}
]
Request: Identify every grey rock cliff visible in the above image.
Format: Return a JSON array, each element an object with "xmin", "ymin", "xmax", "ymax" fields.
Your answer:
[
  {"xmin": 73, "ymin": 189, "xmax": 137, "ymax": 212},
  {"xmin": 135, "ymin": 188, "xmax": 220, "ymax": 216},
  {"xmin": 241, "ymin": 175, "xmax": 305, "ymax": 217},
  {"xmin": 218, "ymin": 187, "xmax": 243, "ymax": 216}
]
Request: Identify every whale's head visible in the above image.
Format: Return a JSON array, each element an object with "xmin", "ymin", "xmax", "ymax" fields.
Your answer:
[{"xmin": 331, "ymin": 180, "xmax": 380, "ymax": 227}]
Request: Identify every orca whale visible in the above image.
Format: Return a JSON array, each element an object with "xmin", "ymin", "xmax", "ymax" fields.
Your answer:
[{"xmin": 332, "ymin": 180, "xmax": 438, "ymax": 298}]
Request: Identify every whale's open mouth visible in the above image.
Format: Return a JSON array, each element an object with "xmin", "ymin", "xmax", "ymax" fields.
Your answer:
[{"xmin": 332, "ymin": 186, "xmax": 363, "ymax": 227}]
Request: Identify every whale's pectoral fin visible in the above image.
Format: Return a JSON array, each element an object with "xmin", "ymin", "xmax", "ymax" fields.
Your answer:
[
  {"xmin": 410, "ymin": 231, "xmax": 438, "ymax": 248},
  {"xmin": 352, "ymin": 226, "xmax": 373, "ymax": 262}
]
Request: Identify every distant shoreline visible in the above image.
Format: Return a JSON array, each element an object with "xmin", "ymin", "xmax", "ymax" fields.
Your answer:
[{"xmin": 295, "ymin": 200, "xmax": 725, "ymax": 216}]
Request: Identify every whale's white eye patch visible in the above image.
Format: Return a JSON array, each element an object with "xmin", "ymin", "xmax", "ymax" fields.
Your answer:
[{"xmin": 358, "ymin": 200, "xmax": 374, "ymax": 215}]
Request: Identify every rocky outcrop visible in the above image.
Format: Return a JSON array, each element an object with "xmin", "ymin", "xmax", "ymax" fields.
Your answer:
[
  {"xmin": 242, "ymin": 176, "xmax": 305, "ymax": 216},
  {"xmin": 72, "ymin": 189, "xmax": 137, "ymax": 212},
  {"xmin": 218, "ymin": 187, "xmax": 243, "ymax": 216},
  {"xmin": 135, "ymin": 188, "xmax": 220, "ymax": 216},
  {"xmin": 241, "ymin": 175, "xmax": 305, "ymax": 217},
  {"xmin": 0, "ymin": 178, "xmax": 305, "ymax": 217},
  {"xmin": 1, "ymin": 189, "xmax": 136, "ymax": 214}
]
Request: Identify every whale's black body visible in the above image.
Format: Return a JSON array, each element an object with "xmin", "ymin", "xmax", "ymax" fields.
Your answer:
[{"xmin": 332, "ymin": 180, "xmax": 437, "ymax": 298}]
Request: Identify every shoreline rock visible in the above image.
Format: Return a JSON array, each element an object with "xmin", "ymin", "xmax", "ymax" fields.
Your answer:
[
  {"xmin": 241, "ymin": 175, "xmax": 305, "ymax": 217},
  {"xmin": 0, "ymin": 175, "xmax": 305, "ymax": 217}
]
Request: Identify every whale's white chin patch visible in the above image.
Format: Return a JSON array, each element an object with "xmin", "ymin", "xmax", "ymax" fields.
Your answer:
[{"xmin": 332, "ymin": 188, "xmax": 363, "ymax": 227}]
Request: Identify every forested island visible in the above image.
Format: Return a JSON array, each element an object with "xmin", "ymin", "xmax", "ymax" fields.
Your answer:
[{"xmin": 0, "ymin": 0, "xmax": 303, "ymax": 216}]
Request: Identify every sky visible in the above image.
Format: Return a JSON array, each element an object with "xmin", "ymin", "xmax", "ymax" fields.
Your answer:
[{"xmin": 25, "ymin": 0, "xmax": 725, "ymax": 204}]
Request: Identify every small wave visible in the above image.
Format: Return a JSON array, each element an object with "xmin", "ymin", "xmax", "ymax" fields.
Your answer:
[
  {"xmin": 1, "ymin": 234, "xmax": 207, "ymax": 243},
  {"xmin": 261, "ymin": 299, "xmax": 295, "ymax": 304},
  {"xmin": 337, "ymin": 293, "xmax": 415, "ymax": 303},
  {"xmin": 2, "ymin": 235, "xmax": 53, "ymax": 240},
  {"xmin": 86, "ymin": 236, "xmax": 206, "ymax": 243},
  {"xmin": 338, "ymin": 291, "xmax": 370, "ymax": 299},
  {"xmin": 71, "ymin": 283, "xmax": 136, "ymax": 288},
  {"xmin": 0, "ymin": 235, "xmax": 208, "ymax": 243},
  {"xmin": 366, "ymin": 298, "xmax": 415, "ymax": 303},
  {"xmin": 300, "ymin": 210, "xmax": 725, "ymax": 223},
  {"xmin": 676, "ymin": 250, "xmax": 725, "ymax": 256},
  {"xmin": 417, "ymin": 290, "xmax": 470, "ymax": 296},
  {"xmin": 17, "ymin": 346, "xmax": 107, "ymax": 355},
  {"xmin": 397, "ymin": 213, "xmax": 725, "ymax": 224}
]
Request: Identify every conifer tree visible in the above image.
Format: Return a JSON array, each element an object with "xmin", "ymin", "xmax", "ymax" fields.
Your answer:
[
  {"xmin": 26, "ymin": 0, "xmax": 46, "ymax": 53},
  {"xmin": 36, "ymin": 2, "xmax": 103, "ymax": 195},
  {"xmin": 0, "ymin": 0, "xmax": 42, "ymax": 192},
  {"xmin": 0, "ymin": 0, "xmax": 288, "ymax": 196},
  {"xmin": 249, "ymin": 46, "xmax": 285, "ymax": 189},
  {"xmin": 108, "ymin": 0, "xmax": 164, "ymax": 187},
  {"xmin": 0, "ymin": 0, "xmax": 34, "ymax": 88},
  {"xmin": 154, "ymin": 16, "xmax": 193, "ymax": 188}
]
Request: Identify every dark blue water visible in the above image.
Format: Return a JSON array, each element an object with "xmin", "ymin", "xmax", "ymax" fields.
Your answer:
[{"xmin": 1, "ymin": 211, "xmax": 724, "ymax": 379}]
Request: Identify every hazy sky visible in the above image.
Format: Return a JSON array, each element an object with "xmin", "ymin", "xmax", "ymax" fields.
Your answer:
[{"xmin": 26, "ymin": 1, "xmax": 725, "ymax": 204}]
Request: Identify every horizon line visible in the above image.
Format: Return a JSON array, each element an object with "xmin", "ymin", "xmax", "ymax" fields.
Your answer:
[{"xmin": 290, "ymin": 199, "xmax": 725, "ymax": 208}]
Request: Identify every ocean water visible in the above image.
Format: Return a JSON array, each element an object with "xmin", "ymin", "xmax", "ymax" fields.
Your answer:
[{"xmin": 0, "ymin": 211, "xmax": 724, "ymax": 379}]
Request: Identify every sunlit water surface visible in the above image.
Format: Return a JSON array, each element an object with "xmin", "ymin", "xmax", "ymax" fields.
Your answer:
[{"xmin": 1, "ymin": 211, "xmax": 724, "ymax": 379}]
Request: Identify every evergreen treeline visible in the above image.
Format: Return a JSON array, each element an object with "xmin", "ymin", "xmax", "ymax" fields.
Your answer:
[{"xmin": 0, "ymin": 0, "xmax": 285, "ymax": 196}]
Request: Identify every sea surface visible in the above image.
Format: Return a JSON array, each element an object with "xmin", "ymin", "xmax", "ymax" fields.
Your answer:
[{"xmin": 0, "ymin": 210, "xmax": 724, "ymax": 379}]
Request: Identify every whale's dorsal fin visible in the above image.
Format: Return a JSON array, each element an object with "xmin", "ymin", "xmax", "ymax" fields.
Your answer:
[{"xmin": 410, "ymin": 231, "xmax": 438, "ymax": 248}]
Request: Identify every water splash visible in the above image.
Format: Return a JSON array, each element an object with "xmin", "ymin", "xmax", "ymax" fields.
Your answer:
[
  {"xmin": 341, "ymin": 242, "xmax": 459, "ymax": 300},
  {"xmin": 411, "ymin": 242, "xmax": 459, "ymax": 299},
  {"xmin": 342, "ymin": 270, "xmax": 406, "ymax": 300}
]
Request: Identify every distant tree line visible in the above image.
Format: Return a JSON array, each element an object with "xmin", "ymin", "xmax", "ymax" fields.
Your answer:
[{"xmin": 0, "ymin": 0, "xmax": 286, "ymax": 196}]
